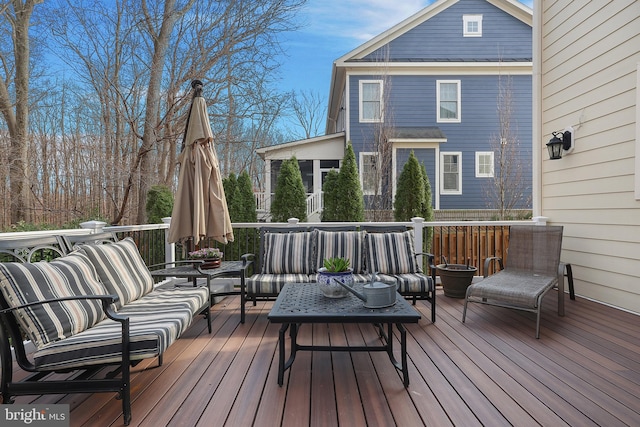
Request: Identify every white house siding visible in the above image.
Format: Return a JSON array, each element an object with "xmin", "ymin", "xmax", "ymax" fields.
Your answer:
[{"xmin": 537, "ymin": 0, "xmax": 640, "ymax": 313}]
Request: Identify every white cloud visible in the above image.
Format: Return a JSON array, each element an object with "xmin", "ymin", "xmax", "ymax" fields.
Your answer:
[{"xmin": 304, "ymin": 0, "xmax": 432, "ymax": 43}]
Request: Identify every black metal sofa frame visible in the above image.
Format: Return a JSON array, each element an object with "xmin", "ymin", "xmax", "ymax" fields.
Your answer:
[{"xmin": 0, "ymin": 234, "xmax": 210, "ymax": 425}]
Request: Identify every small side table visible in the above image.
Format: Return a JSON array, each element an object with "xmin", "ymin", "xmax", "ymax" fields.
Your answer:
[{"xmin": 150, "ymin": 259, "xmax": 251, "ymax": 324}]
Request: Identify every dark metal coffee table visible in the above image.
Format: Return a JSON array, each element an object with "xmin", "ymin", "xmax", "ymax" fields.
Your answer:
[{"xmin": 268, "ymin": 282, "xmax": 421, "ymax": 387}]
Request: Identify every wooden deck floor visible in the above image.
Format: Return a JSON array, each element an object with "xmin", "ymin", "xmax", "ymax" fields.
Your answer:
[{"xmin": 14, "ymin": 289, "xmax": 640, "ymax": 426}]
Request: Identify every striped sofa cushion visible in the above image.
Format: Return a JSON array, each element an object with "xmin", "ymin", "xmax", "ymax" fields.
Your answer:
[
  {"xmin": 246, "ymin": 273, "xmax": 311, "ymax": 295},
  {"xmin": 314, "ymin": 230, "xmax": 366, "ymax": 273},
  {"xmin": 33, "ymin": 285, "xmax": 209, "ymax": 370},
  {"xmin": 379, "ymin": 273, "xmax": 433, "ymax": 294},
  {"xmin": 0, "ymin": 252, "xmax": 108, "ymax": 349},
  {"xmin": 364, "ymin": 231, "xmax": 421, "ymax": 275},
  {"xmin": 78, "ymin": 237, "xmax": 154, "ymax": 309},
  {"xmin": 262, "ymin": 231, "xmax": 315, "ymax": 274}
]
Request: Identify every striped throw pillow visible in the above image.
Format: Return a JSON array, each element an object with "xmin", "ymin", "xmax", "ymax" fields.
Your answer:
[
  {"xmin": 262, "ymin": 231, "xmax": 314, "ymax": 274},
  {"xmin": 0, "ymin": 252, "xmax": 108, "ymax": 349},
  {"xmin": 314, "ymin": 230, "xmax": 366, "ymax": 273},
  {"xmin": 78, "ymin": 237, "xmax": 154, "ymax": 309},
  {"xmin": 364, "ymin": 230, "xmax": 421, "ymax": 274}
]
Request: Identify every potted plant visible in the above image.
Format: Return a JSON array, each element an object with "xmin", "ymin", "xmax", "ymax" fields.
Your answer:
[
  {"xmin": 436, "ymin": 257, "xmax": 477, "ymax": 298},
  {"xmin": 188, "ymin": 247, "xmax": 223, "ymax": 269},
  {"xmin": 317, "ymin": 257, "xmax": 354, "ymax": 298}
]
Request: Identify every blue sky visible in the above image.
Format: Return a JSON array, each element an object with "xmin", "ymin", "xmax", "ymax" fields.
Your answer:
[{"xmin": 277, "ymin": 0, "xmax": 533, "ymax": 133}]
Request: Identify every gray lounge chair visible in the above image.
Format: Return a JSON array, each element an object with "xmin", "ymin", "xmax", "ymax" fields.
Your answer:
[{"xmin": 462, "ymin": 225, "xmax": 564, "ymax": 338}]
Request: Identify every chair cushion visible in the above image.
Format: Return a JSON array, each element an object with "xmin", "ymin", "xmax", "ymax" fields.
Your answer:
[
  {"xmin": 380, "ymin": 273, "xmax": 433, "ymax": 294},
  {"xmin": 262, "ymin": 231, "xmax": 315, "ymax": 274},
  {"xmin": 466, "ymin": 270, "xmax": 557, "ymax": 308},
  {"xmin": 314, "ymin": 230, "xmax": 366, "ymax": 274},
  {"xmin": 364, "ymin": 230, "xmax": 421, "ymax": 274},
  {"xmin": 0, "ymin": 252, "xmax": 108, "ymax": 349},
  {"xmin": 33, "ymin": 285, "xmax": 208, "ymax": 370},
  {"xmin": 78, "ymin": 237, "xmax": 154, "ymax": 309},
  {"xmin": 246, "ymin": 273, "xmax": 311, "ymax": 295}
]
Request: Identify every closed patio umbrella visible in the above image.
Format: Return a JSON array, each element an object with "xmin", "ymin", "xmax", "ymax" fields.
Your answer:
[{"xmin": 168, "ymin": 80, "xmax": 234, "ymax": 246}]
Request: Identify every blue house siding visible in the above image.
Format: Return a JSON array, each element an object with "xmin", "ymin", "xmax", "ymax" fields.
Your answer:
[
  {"xmin": 348, "ymin": 73, "xmax": 532, "ymax": 210},
  {"xmin": 363, "ymin": 0, "xmax": 531, "ymax": 62}
]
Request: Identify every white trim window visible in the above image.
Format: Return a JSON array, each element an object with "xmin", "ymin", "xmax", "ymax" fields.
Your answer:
[
  {"xmin": 437, "ymin": 80, "xmax": 461, "ymax": 123},
  {"xmin": 441, "ymin": 152, "xmax": 462, "ymax": 194},
  {"xmin": 359, "ymin": 152, "xmax": 380, "ymax": 195},
  {"xmin": 463, "ymin": 14, "xmax": 483, "ymax": 37},
  {"xmin": 475, "ymin": 151, "xmax": 494, "ymax": 177},
  {"xmin": 359, "ymin": 80, "xmax": 383, "ymax": 123}
]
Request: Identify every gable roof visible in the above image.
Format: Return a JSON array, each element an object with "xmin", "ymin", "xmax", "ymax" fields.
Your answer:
[
  {"xmin": 255, "ymin": 132, "xmax": 346, "ymax": 160},
  {"xmin": 326, "ymin": 0, "xmax": 532, "ymax": 129},
  {"xmin": 336, "ymin": 0, "xmax": 531, "ymax": 64}
]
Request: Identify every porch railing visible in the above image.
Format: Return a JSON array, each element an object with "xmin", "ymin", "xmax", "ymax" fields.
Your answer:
[{"xmin": 255, "ymin": 190, "xmax": 325, "ymax": 221}]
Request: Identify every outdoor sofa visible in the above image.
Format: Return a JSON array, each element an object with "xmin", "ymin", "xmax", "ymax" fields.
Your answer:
[
  {"xmin": 0, "ymin": 234, "xmax": 211, "ymax": 425},
  {"xmin": 243, "ymin": 225, "xmax": 436, "ymax": 322}
]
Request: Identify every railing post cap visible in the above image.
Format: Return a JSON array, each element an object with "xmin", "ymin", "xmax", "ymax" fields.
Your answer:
[
  {"xmin": 162, "ymin": 217, "xmax": 172, "ymax": 224},
  {"xmin": 80, "ymin": 220, "xmax": 108, "ymax": 232},
  {"xmin": 287, "ymin": 218, "xmax": 299, "ymax": 224},
  {"xmin": 532, "ymin": 216, "xmax": 549, "ymax": 226},
  {"xmin": 411, "ymin": 217, "xmax": 424, "ymax": 224}
]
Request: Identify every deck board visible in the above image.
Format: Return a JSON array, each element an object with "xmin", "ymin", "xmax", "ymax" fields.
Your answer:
[{"xmin": 6, "ymin": 289, "xmax": 640, "ymax": 426}]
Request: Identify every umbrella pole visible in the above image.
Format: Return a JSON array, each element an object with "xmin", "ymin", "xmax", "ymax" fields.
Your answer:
[{"xmin": 180, "ymin": 80, "xmax": 204, "ymax": 152}]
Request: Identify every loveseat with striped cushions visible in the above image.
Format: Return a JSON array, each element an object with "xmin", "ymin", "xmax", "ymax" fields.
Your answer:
[
  {"xmin": 0, "ymin": 236, "xmax": 210, "ymax": 425},
  {"xmin": 243, "ymin": 226, "xmax": 436, "ymax": 322}
]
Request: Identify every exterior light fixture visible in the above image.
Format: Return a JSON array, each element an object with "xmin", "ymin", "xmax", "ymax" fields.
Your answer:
[{"xmin": 546, "ymin": 127, "xmax": 574, "ymax": 160}]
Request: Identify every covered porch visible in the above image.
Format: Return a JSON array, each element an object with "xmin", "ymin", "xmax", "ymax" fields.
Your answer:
[{"xmin": 18, "ymin": 288, "xmax": 640, "ymax": 426}]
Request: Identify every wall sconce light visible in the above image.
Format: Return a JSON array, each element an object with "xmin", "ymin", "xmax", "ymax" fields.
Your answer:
[{"xmin": 546, "ymin": 127, "xmax": 574, "ymax": 160}]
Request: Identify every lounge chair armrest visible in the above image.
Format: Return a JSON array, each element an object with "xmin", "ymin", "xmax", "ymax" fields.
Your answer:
[{"xmin": 483, "ymin": 256, "xmax": 504, "ymax": 277}]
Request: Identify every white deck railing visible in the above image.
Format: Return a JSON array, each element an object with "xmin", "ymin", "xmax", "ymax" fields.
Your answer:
[{"xmin": 0, "ymin": 217, "xmax": 546, "ymax": 275}]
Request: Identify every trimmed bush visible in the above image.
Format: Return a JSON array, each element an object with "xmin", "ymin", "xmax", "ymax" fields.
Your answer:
[
  {"xmin": 321, "ymin": 169, "xmax": 340, "ymax": 222},
  {"xmin": 271, "ymin": 157, "xmax": 307, "ymax": 222},
  {"xmin": 335, "ymin": 143, "xmax": 364, "ymax": 221},
  {"xmin": 394, "ymin": 151, "xmax": 424, "ymax": 221}
]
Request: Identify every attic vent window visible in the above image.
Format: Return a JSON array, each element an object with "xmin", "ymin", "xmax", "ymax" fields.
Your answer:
[{"xmin": 463, "ymin": 15, "xmax": 482, "ymax": 37}]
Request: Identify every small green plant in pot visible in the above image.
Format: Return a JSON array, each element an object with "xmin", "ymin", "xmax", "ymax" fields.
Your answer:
[
  {"xmin": 323, "ymin": 257, "xmax": 351, "ymax": 272},
  {"xmin": 318, "ymin": 257, "xmax": 354, "ymax": 298}
]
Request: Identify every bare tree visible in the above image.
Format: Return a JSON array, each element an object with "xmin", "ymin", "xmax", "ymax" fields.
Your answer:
[
  {"xmin": 484, "ymin": 74, "xmax": 529, "ymax": 219},
  {"xmin": 362, "ymin": 47, "xmax": 395, "ymax": 221},
  {"xmin": 0, "ymin": 0, "xmax": 43, "ymax": 224},
  {"xmin": 289, "ymin": 89, "xmax": 326, "ymax": 139},
  {"xmin": 26, "ymin": 0, "xmax": 304, "ymax": 227}
]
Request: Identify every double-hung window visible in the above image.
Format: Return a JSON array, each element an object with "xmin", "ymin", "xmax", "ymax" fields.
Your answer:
[
  {"xmin": 441, "ymin": 152, "xmax": 462, "ymax": 194},
  {"xmin": 437, "ymin": 80, "xmax": 461, "ymax": 123},
  {"xmin": 359, "ymin": 80, "xmax": 383, "ymax": 123},
  {"xmin": 475, "ymin": 152, "xmax": 494, "ymax": 178}
]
